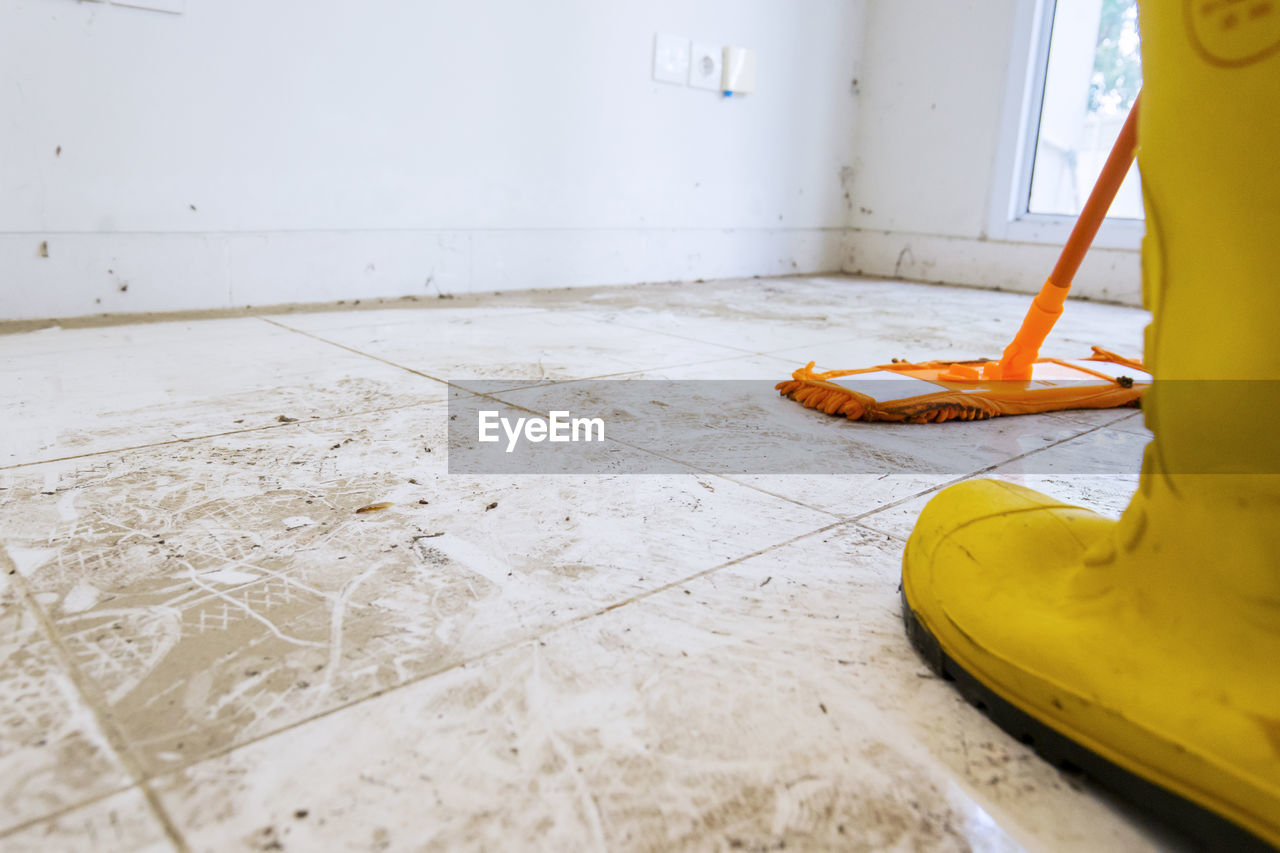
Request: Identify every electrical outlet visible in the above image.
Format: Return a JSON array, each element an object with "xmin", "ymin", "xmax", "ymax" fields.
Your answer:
[
  {"xmin": 688, "ymin": 42, "xmax": 722, "ymax": 90},
  {"xmin": 653, "ymin": 34, "xmax": 691, "ymax": 85}
]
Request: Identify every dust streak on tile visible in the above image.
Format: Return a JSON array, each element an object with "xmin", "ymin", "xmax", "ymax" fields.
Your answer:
[
  {"xmin": 1, "ymin": 403, "xmax": 832, "ymax": 776},
  {"xmin": 0, "ymin": 573, "xmax": 134, "ymax": 833}
]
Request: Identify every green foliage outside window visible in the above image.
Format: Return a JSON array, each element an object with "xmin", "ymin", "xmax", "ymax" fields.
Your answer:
[{"xmin": 1089, "ymin": 0, "xmax": 1142, "ymax": 113}]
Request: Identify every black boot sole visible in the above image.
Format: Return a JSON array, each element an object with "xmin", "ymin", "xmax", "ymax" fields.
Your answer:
[{"xmin": 901, "ymin": 588, "xmax": 1276, "ymax": 852}]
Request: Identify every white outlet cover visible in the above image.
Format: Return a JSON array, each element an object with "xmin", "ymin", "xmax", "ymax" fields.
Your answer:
[
  {"xmin": 653, "ymin": 34, "xmax": 690, "ymax": 85},
  {"xmin": 689, "ymin": 41, "xmax": 723, "ymax": 90},
  {"xmin": 722, "ymin": 46, "xmax": 757, "ymax": 94}
]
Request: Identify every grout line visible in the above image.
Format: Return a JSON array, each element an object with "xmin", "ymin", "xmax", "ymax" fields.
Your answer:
[
  {"xmin": 0, "ymin": 400, "xmax": 436, "ymax": 472},
  {"xmin": 259, "ymin": 317, "xmax": 700, "ymax": 406},
  {"xmin": 439, "ymin": 382, "xmax": 844, "ymax": 521},
  {"xmin": 259, "ymin": 317, "xmax": 455, "ymax": 386},
  {"xmin": 590, "ymin": 517, "xmax": 853, "ymax": 614},
  {"xmin": 545, "ymin": 299, "xmax": 997, "ymax": 365},
  {"xmin": 847, "ymin": 417, "xmax": 1138, "ymax": 530},
  {"xmin": 451, "ymin": 380, "xmax": 1136, "ymax": 522},
  {"xmin": 600, "ymin": 434, "xmax": 849, "ymax": 519},
  {"xmin": 0, "ymin": 550, "xmax": 191, "ymax": 852},
  {"xmin": 263, "ymin": 314, "xmax": 794, "ymax": 401},
  {"xmin": 716, "ymin": 471, "xmax": 949, "ymax": 522},
  {"xmin": 262, "ymin": 314, "xmax": 786, "ymax": 393},
  {"xmin": 547, "ymin": 306, "xmax": 762, "ymax": 356},
  {"xmin": 851, "ymin": 520, "xmax": 910, "ymax": 544},
  {"xmin": 448, "ymin": 349, "xmax": 796, "ymax": 395},
  {"xmin": 244, "ymin": 305, "xmax": 548, "ymax": 335},
  {"xmin": 447, "ymin": 381, "xmax": 842, "ymax": 522},
  {"xmin": 0, "ymin": 783, "xmax": 141, "ymax": 843}
]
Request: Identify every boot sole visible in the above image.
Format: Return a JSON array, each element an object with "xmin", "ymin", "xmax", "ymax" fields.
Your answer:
[{"xmin": 900, "ymin": 588, "xmax": 1276, "ymax": 852}]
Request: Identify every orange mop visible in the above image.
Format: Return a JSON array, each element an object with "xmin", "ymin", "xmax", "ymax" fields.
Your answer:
[{"xmin": 778, "ymin": 95, "xmax": 1148, "ymax": 424}]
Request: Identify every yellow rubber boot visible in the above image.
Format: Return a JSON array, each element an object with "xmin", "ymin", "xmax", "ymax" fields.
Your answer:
[{"xmin": 901, "ymin": 3, "xmax": 1280, "ymax": 848}]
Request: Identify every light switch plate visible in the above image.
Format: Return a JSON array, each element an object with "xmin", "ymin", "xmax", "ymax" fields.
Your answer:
[
  {"xmin": 653, "ymin": 34, "xmax": 690, "ymax": 85},
  {"xmin": 689, "ymin": 42, "xmax": 723, "ymax": 90},
  {"xmin": 722, "ymin": 46, "xmax": 757, "ymax": 94}
]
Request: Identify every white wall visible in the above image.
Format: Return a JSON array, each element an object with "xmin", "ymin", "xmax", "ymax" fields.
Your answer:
[
  {"xmin": 1, "ymin": 0, "xmax": 865, "ymax": 320},
  {"xmin": 842, "ymin": 0, "xmax": 1142, "ymax": 305}
]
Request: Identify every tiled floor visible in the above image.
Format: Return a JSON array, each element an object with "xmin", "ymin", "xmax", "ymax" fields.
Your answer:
[{"xmin": 0, "ymin": 275, "xmax": 1173, "ymax": 852}]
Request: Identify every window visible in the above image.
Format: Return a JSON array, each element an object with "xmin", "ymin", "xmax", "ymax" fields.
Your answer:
[
  {"xmin": 989, "ymin": 0, "xmax": 1145, "ymax": 247},
  {"xmin": 1028, "ymin": 0, "xmax": 1143, "ymax": 219}
]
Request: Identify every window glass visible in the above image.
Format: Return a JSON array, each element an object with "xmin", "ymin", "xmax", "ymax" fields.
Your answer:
[{"xmin": 1028, "ymin": 0, "xmax": 1143, "ymax": 219}]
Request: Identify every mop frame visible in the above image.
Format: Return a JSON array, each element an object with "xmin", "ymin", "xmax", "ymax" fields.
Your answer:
[{"xmin": 777, "ymin": 348, "xmax": 1147, "ymax": 424}]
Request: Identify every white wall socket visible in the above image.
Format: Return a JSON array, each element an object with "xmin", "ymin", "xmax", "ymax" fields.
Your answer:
[
  {"xmin": 688, "ymin": 42, "xmax": 722, "ymax": 90},
  {"xmin": 653, "ymin": 34, "xmax": 691, "ymax": 85}
]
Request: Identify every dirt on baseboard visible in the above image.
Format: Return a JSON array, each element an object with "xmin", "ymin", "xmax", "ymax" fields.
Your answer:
[{"xmin": 0, "ymin": 271, "xmax": 852, "ymax": 336}]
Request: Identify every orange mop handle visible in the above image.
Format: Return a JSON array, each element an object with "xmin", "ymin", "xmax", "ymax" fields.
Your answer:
[{"xmin": 991, "ymin": 92, "xmax": 1141, "ymax": 380}]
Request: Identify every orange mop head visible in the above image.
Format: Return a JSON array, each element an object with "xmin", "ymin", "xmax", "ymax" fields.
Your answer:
[
  {"xmin": 781, "ymin": 96, "xmax": 1147, "ymax": 424},
  {"xmin": 777, "ymin": 348, "xmax": 1147, "ymax": 424}
]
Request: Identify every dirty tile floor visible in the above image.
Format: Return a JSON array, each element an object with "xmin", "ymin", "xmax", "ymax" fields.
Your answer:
[{"xmin": 0, "ymin": 276, "xmax": 1178, "ymax": 851}]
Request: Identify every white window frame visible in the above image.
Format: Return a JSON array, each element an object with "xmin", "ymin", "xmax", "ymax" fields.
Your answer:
[{"xmin": 986, "ymin": 0, "xmax": 1144, "ymax": 251}]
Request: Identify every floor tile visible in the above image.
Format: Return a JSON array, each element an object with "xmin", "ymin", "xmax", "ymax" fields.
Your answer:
[
  {"xmin": 565, "ymin": 301, "xmax": 891, "ymax": 355},
  {"xmin": 1, "ymin": 404, "xmax": 833, "ymax": 775},
  {"xmin": 650, "ymin": 524, "xmax": 1176, "ymax": 852},
  {"xmin": 262, "ymin": 304, "xmax": 545, "ymax": 334},
  {"xmin": 609, "ymin": 352, "xmax": 804, "ymax": 381},
  {"xmin": 152, "ymin": 545, "xmax": 1020, "ymax": 852},
  {"xmin": 153, "ymin": 523, "xmax": 1167, "ymax": 852},
  {"xmin": 728, "ymin": 473, "xmax": 954, "ymax": 524},
  {"xmin": 0, "ymin": 275, "xmax": 1168, "ymax": 850},
  {"xmin": 757, "ymin": 280, "xmax": 1147, "ymax": 370},
  {"xmin": 856, "ymin": 425, "xmax": 1149, "ymax": 539},
  {"xmin": 474, "ymin": 275, "xmax": 872, "ymax": 320},
  {"xmin": 1105, "ymin": 414, "xmax": 1153, "ymax": 438},
  {"xmin": 0, "ymin": 788, "xmax": 173, "ymax": 853},
  {"xmin": 722, "ymin": 411, "xmax": 1141, "ymax": 519},
  {"xmin": 0, "ymin": 573, "xmax": 134, "ymax": 833},
  {"xmin": 270, "ymin": 309, "xmax": 748, "ymax": 390},
  {"xmin": 0, "ymin": 318, "xmax": 443, "ymax": 466}
]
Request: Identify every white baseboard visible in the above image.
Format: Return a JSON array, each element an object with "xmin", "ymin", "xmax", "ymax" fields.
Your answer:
[
  {"xmin": 2, "ymin": 226, "xmax": 1138, "ymax": 321},
  {"xmin": 1, "ymin": 228, "xmax": 846, "ymax": 321},
  {"xmin": 842, "ymin": 228, "xmax": 1142, "ymax": 306}
]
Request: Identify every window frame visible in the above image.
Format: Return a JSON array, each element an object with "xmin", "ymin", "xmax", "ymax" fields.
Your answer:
[{"xmin": 986, "ymin": 0, "xmax": 1145, "ymax": 251}]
